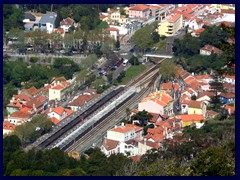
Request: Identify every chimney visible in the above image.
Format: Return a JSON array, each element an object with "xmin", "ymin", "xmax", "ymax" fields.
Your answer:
[
  {"xmin": 173, "ymin": 121, "xmax": 175, "ymax": 128},
  {"xmin": 50, "ymin": 108, "xmax": 52, "ymax": 112},
  {"xmin": 121, "ymin": 122, "xmax": 125, "ymax": 127},
  {"xmin": 143, "ymin": 138, "xmax": 147, "ymax": 145},
  {"xmin": 33, "ymin": 103, "xmax": 36, "ymax": 110}
]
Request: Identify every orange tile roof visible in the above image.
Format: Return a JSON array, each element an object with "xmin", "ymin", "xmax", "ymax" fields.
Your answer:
[
  {"xmin": 161, "ymin": 82, "xmax": 172, "ymax": 90},
  {"xmin": 194, "ymin": 28, "xmax": 205, "ymax": 35},
  {"xmin": 7, "ymin": 101, "xmax": 23, "ymax": 108},
  {"xmin": 148, "ymin": 6, "xmax": 160, "ymax": 10},
  {"xmin": 200, "ymin": 44, "xmax": 222, "ymax": 54},
  {"xmin": 99, "ymin": 14, "xmax": 107, "ymax": 19},
  {"xmin": 112, "ymin": 126, "xmax": 134, "ymax": 133},
  {"xmin": 51, "ymin": 84, "xmax": 64, "ymax": 90},
  {"xmin": 23, "ymin": 86, "xmax": 40, "ymax": 96},
  {"xmin": 13, "ymin": 94, "xmax": 31, "ymax": 102},
  {"xmin": 25, "ymin": 96, "xmax": 47, "ymax": 109},
  {"xmin": 223, "ymin": 74, "xmax": 235, "ymax": 80},
  {"xmin": 197, "ymin": 91, "xmax": 215, "ymax": 99},
  {"xmin": 220, "ymin": 92, "xmax": 235, "ymax": 99},
  {"xmin": 3, "ymin": 121, "xmax": 16, "ymax": 131},
  {"xmin": 129, "ymin": 4, "xmax": 149, "ymax": 11},
  {"xmin": 105, "ymin": 27, "xmax": 120, "ymax": 32},
  {"xmin": 225, "ymin": 105, "xmax": 235, "ymax": 114},
  {"xmin": 50, "ymin": 106, "xmax": 65, "ymax": 115},
  {"xmin": 60, "ymin": 17, "xmax": 74, "ymax": 26},
  {"xmin": 125, "ymin": 124, "xmax": 143, "ymax": 132},
  {"xmin": 140, "ymin": 140, "xmax": 160, "ymax": 149},
  {"xmin": 176, "ymin": 114, "xmax": 204, "ymax": 122},
  {"xmin": 50, "ymin": 117, "xmax": 60, "ymax": 125},
  {"xmin": 102, "ymin": 138, "xmax": 119, "ymax": 151},
  {"xmin": 195, "ymin": 74, "xmax": 212, "ymax": 80},
  {"xmin": 188, "ymin": 100, "xmax": 202, "ymax": 109},
  {"xmin": 221, "ymin": 9, "xmax": 235, "ymax": 14},
  {"xmin": 69, "ymin": 94, "xmax": 99, "ymax": 107},
  {"xmin": 148, "ymin": 112, "xmax": 160, "ymax": 123},
  {"xmin": 10, "ymin": 110, "xmax": 32, "ymax": 119}
]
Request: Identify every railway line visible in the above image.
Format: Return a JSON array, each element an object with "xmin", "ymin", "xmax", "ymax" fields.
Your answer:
[
  {"xmin": 64, "ymin": 73, "xmax": 159, "ymax": 153},
  {"xmin": 25, "ymin": 59, "xmax": 163, "ymax": 152}
]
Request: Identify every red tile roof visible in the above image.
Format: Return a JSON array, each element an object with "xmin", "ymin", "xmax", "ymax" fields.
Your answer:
[
  {"xmin": 176, "ymin": 114, "xmax": 204, "ymax": 122},
  {"xmin": 60, "ymin": 17, "xmax": 74, "ymax": 26},
  {"xmin": 194, "ymin": 28, "xmax": 205, "ymax": 35},
  {"xmin": 13, "ymin": 94, "xmax": 31, "ymax": 102},
  {"xmin": 140, "ymin": 140, "xmax": 160, "ymax": 149},
  {"xmin": 105, "ymin": 27, "xmax": 120, "ymax": 32},
  {"xmin": 220, "ymin": 9, "xmax": 235, "ymax": 14},
  {"xmin": 50, "ymin": 117, "xmax": 60, "ymax": 125},
  {"xmin": 69, "ymin": 94, "xmax": 99, "ymax": 107},
  {"xmin": 22, "ymin": 86, "xmax": 40, "ymax": 96},
  {"xmin": 3, "ymin": 121, "xmax": 16, "ymax": 131},
  {"xmin": 9, "ymin": 110, "xmax": 32, "ymax": 119},
  {"xmin": 111, "ymin": 126, "xmax": 134, "ymax": 133},
  {"xmin": 197, "ymin": 91, "xmax": 215, "ymax": 99},
  {"xmin": 7, "ymin": 101, "xmax": 23, "ymax": 108},
  {"xmin": 25, "ymin": 95, "xmax": 47, "ymax": 109},
  {"xmin": 102, "ymin": 138, "xmax": 119, "ymax": 151},
  {"xmin": 188, "ymin": 100, "xmax": 202, "ymax": 109},
  {"xmin": 225, "ymin": 104, "xmax": 235, "ymax": 114},
  {"xmin": 129, "ymin": 4, "xmax": 149, "ymax": 11},
  {"xmin": 200, "ymin": 44, "xmax": 222, "ymax": 54},
  {"xmin": 220, "ymin": 92, "xmax": 235, "ymax": 99},
  {"xmin": 125, "ymin": 124, "xmax": 143, "ymax": 132},
  {"xmin": 161, "ymin": 82, "xmax": 172, "ymax": 90}
]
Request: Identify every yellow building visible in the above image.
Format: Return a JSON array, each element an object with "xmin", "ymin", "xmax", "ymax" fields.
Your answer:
[
  {"xmin": 211, "ymin": 4, "xmax": 235, "ymax": 11},
  {"xmin": 119, "ymin": 15, "xmax": 128, "ymax": 24},
  {"xmin": 158, "ymin": 13, "xmax": 183, "ymax": 37},
  {"xmin": 107, "ymin": 8, "xmax": 121, "ymax": 25},
  {"xmin": 187, "ymin": 100, "xmax": 207, "ymax": 117},
  {"xmin": 177, "ymin": 114, "xmax": 204, "ymax": 128},
  {"xmin": 48, "ymin": 81, "xmax": 70, "ymax": 101}
]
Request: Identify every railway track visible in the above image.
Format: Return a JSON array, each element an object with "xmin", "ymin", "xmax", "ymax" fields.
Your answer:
[
  {"xmin": 64, "ymin": 73, "xmax": 159, "ymax": 153},
  {"xmin": 25, "ymin": 60, "xmax": 162, "ymax": 152}
]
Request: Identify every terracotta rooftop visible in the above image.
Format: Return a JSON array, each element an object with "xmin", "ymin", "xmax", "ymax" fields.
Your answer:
[
  {"xmin": 220, "ymin": 92, "xmax": 235, "ymax": 99},
  {"xmin": 22, "ymin": 86, "xmax": 40, "ymax": 96},
  {"xmin": 176, "ymin": 114, "xmax": 204, "ymax": 122},
  {"xmin": 111, "ymin": 126, "xmax": 134, "ymax": 133},
  {"xmin": 125, "ymin": 124, "xmax": 143, "ymax": 132},
  {"xmin": 25, "ymin": 95, "xmax": 47, "ymax": 109},
  {"xmin": 105, "ymin": 27, "xmax": 120, "ymax": 32},
  {"xmin": 220, "ymin": 9, "xmax": 235, "ymax": 14},
  {"xmin": 102, "ymin": 138, "xmax": 119, "ymax": 151},
  {"xmin": 9, "ymin": 110, "xmax": 32, "ymax": 119},
  {"xmin": 68, "ymin": 94, "xmax": 99, "ymax": 107},
  {"xmin": 161, "ymin": 82, "xmax": 172, "ymax": 90},
  {"xmin": 188, "ymin": 100, "xmax": 202, "ymax": 109},
  {"xmin": 225, "ymin": 104, "xmax": 235, "ymax": 114},
  {"xmin": 197, "ymin": 91, "xmax": 215, "ymax": 99},
  {"xmin": 129, "ymin": 4, "xmax": 149, "ymax": 11},
  {"xmin": 60, "ymin": 17, "xmax": 74, "ymax": 26},
  {"xmin": 200, "ymin": 44, "xmax": 222, "ymax": 54},
  {"xmin": 140, "ymin": 140, "xmax": 160, "ymax": 149},
  {"xmin": 13, "ymin": 94, "xmax": 31, "ymax": 102},
  {"xmin": 3, "ymin": 121, "xmax": 16, "ymax": 131}
]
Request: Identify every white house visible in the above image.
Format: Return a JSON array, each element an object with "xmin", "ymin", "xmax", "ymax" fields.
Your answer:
[
  {"xmin": 39, "ymin": 13, "xmax": 57, "ymax": 34},
  {"xmin": 200, "ymin": 44, "xmax": 222, "ymax": 56},
  {"xmin": 48, "ymin": 106, "xmax": 73, "ymax": 124},
  {"xmin": 60, "ymin": 17, "xmax": 75, "ymax": 33}
]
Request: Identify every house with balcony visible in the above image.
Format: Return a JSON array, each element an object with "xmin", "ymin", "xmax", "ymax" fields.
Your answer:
[
  {"xmin": 158, "ymin": 13, "xmax": 183, "ymax": 37},
  {"xmin": 176, "ymin": 114, "xmax": 204, "ymax": 128}
]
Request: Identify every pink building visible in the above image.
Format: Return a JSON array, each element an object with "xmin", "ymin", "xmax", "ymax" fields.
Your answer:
[{"xmin": 129, "ymin": 4, "xmax": 150, "ymax": 19}]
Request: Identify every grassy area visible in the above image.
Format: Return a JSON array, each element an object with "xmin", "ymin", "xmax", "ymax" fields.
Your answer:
[
  {"xmin": 120, "ymin": 64, "xmax": 146, "ymax": 85},
  {"xmin": 152, "ymin": 40, "xmax": 167, "ymax": 53}
]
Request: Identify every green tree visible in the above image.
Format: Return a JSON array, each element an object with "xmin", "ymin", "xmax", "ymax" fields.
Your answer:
[
  {"xmin": 3, "ymin": 135, "xmax": 22, "ymax": 152},
  {"xmin": 131, "ymin": 110, "xmax": 153, "ymax": 126},
  {"xmin": 151, "ymin": 31, "xmax": 160, "ymax": 43},
  {"xmin": 159, "ymin": 60, "xmax": 177, "ymax": 81},
  {"xmin": 129, "ymin": 55, "xmax": 140, "ymax": 66}
]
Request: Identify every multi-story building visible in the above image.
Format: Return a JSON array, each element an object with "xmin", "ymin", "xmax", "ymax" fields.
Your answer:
[
  {"xmin": 129, "ymin": 4, "xmax": 150, "ymax": 20},
  {"xmin": 158, "ymin": 13, "xmax": 183, "ymax": 37},
  {"xmin": 39, "ymin": 12, "xmax": 57, "ymax": 34},
  {"xmin": 48, "ymin": 81, "xmax": 70, "ymax": 101}
]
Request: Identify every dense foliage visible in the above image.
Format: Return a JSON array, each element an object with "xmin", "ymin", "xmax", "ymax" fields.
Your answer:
[
  {"xmin": 173, "ymin": 24, "xmax": 235, "ymax": 73},
  {"xmin": 3, "ymin": 118, "xmax": 234, "ymax": 176},
  {"xmin": 3, "ymin": 60, "xmax": 80, "ymax": 108}
]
